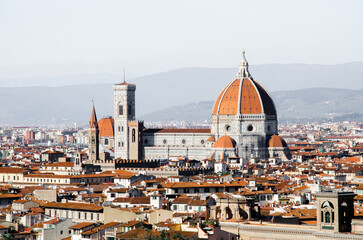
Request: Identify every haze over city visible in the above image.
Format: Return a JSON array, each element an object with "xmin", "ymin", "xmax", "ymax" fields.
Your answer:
[{"xmin": 1, "ymin": 0, "xmax": 363, "ymax": 79}]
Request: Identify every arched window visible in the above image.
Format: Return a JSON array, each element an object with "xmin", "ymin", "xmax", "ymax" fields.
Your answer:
[
  {"xmin": 119, "ymin": 105, "xmax": 123, "ymax": 115},
  {"xmin": 104, "ymin": 138, "xmax": 109, "ymax": 145},
  {"xmin": 322, "ymin": 201, "xmax": 334, "ymax": 209},
  {"xmin": 132, "ymin": 129, "xmax": 136, "ymax": 142},
  {"xmin": 321, "ymin": 201, "xmax": 334, "ymax": 224},
  {"xmin": 91, "ymin": 136, "xmax": 95, "ymax": 144}
]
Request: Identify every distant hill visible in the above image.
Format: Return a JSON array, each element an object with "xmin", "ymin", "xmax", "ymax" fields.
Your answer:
[
  {"xmin": 0, "ymin": 63, "xmax": 363, "ymax": 125},
  {"xmin": 140, "ymin": 88, "xmax": 363, "ymax": 123}
]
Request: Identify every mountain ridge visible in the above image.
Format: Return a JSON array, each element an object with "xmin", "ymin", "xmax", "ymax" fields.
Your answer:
[{"xmin": 1, "ymin": 63, "xmax": 363, "ymax": 125}]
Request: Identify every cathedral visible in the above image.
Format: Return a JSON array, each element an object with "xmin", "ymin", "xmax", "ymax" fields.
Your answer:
[{"xmin": 88, "ymin": 53, "xmax": 291, "ymax": 165}]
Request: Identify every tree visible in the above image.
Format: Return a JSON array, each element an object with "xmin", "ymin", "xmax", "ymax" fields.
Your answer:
[
  {"xmin": 145, "ymin": 229, "xmax": 189, "ymax": 240},
  {"xmin": 1, "ymin": 234, "xmax": 13, "ymax": 240}
]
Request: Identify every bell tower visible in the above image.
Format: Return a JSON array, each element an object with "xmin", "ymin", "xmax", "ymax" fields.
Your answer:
[
  {"xmin": 88, "ymin": 103, "xmax": 99, "ymax": 163},
  {"xmin": 113, "ymin": 81, "xmax": 136, "ymax": 159}
]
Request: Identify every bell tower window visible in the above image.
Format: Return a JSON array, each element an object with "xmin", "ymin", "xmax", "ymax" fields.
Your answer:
[
  {"xmin": 128, "ymin": 105, "xmax": 132, "ymax": 115},
  {"xmin": 132, "ymin": 129, "xmax": 136, "ymax": 142},
  {"xmin": 119, "ymin": 105, "xmax": 123, "ymax": 116}
]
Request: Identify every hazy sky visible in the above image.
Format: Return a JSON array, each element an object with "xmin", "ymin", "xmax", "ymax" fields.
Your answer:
[{"xmin": 1, "ymin": 0, "xmax": 362, "ymax": 78}]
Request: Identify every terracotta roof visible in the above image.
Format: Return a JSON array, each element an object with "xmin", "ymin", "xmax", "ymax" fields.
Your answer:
[
  {"xmin": 117, "ymin": 229, "xmax": 196, "ymax": 239},
  {"xmin": 0, "ymin": 194, "xmax": 22, "ymax": 199},
  {"xmin": 25, "ymin": 174, "xmax": 70, "ymax": 179},
  {"xmin": 163, "ymin": 181, "xmax": 247, "ymax": 189},
  {"xmin": 130, "ymin": 197, "xmax": 150, "ymax": 205},
  {"xmin": 213, "ymin": 135, "xmax": 236, "ymax": 148},
  {"xmin": 81, "ymin": 222, "xmax": 121, "ymax": 236},
  {"xmin": 21, "ymin": 186, "xmax": 46, "ymax": 195},
  {"xmin": 98, "ymin": 117, "xmax": 114, "ymax": 137},
  {"xmin": 206, "ymin": 135, "xmax": 215, "ymax": 142},
  {"xmin": 113, "ymin": 169, "xmax": 136, "ymax": 178},
  {"xmin": 108, "ymin": 188, "xmax": 128, "ymax": 193},
  {"xmin": 31, "ymin": 218, "xmax": 60, "ymax": 228},
  {"xmin": 71, "ymin": 173, "xmax": 115, "ymax": 179},
  {"xmin": 41, "ymin": 202, "xmax": 103, "ymax": 211},
  {"xmin": 115, "ymin": 81, "xmax": 135, "ymax": 86},
  {"xmin": 189, "ymin": 199, "xmax": 206, "ymax": 206},
  {"xmin": 69, "ymin": 222, "xmax": 95, "ymax": 230},
  {"xmin": 113, "ymin": 197, "xmax": 133, "ymax": 203},
  {"xmin": 0, "ymin": 224, "xmax": 7, "ymax": 230},
  {"xmin": 172, "ymin": 197, "xmax": 192, "ymax": 204},
  {"xmin": 0, "ymin": 167, "xmax": 27, "ymax": 174},
  {"xmin": 119, "ymin": 220, "xmax": 149, "ymax": 227},
  {"xmin": 43, "ymin": 162, "xmax": 74, "ymax": 167},
  {"xmin": 29, "ymin": 207, "xmax": 45, "ymax": 213}
]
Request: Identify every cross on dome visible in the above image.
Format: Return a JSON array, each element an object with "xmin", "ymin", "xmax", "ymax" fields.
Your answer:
[{"xmin": 236, "ymin": 51, "xmax": 251, "ymax": 79}]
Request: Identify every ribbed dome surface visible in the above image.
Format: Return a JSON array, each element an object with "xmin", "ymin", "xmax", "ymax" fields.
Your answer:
[
  {"xmin": 98, "ymin": 117, "xmax": 114, "ymax": 137},
  {"xmin": 213, "ymin": 135, "xmax": 236, "ymax": 148},
  {"xmin": 269, "ymin": 134, "xmax": 288, "ymax": 148},
  {"xmin": 212, "ymin": 53, "xmax": 276, "ymax": 116}
]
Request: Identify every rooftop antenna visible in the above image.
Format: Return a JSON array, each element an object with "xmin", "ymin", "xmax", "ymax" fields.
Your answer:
[{"xmin": 123, "ymin": 67, "xmax": 126, "ymax": 83}]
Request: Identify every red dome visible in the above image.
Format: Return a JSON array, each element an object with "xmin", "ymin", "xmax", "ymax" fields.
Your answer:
[
  {"xmin": 269, "ymin": 134, "xmax": 288, "ymax": 148},
  {"xmin": 98, "ymin": 117, "xmax": 114, "ymax": 137},
  {"xmin": 212, "ymin": 54, "xmax": 276, "ymax": 116},
  {"xmin": 213, "ymin": 135, "xmax": 236, "ymax": 148}
]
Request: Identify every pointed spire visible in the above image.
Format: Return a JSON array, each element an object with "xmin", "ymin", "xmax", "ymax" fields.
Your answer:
[
  {"xmin": 89, "ymin": 101, "xmax": 98, "ymax": 128},
  {"xmin": 236, "ymin": 50, "xmax": 251, "ymax": 79}
]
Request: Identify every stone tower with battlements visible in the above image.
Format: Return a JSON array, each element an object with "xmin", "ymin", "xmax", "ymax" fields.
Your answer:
[
  {"xmin": 113, "ymin": 81, "xmax": 136, "ymax": 159},
  {"xmin": 128, "ymin": 121, "xmax": 144, "ymax": 160}
]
